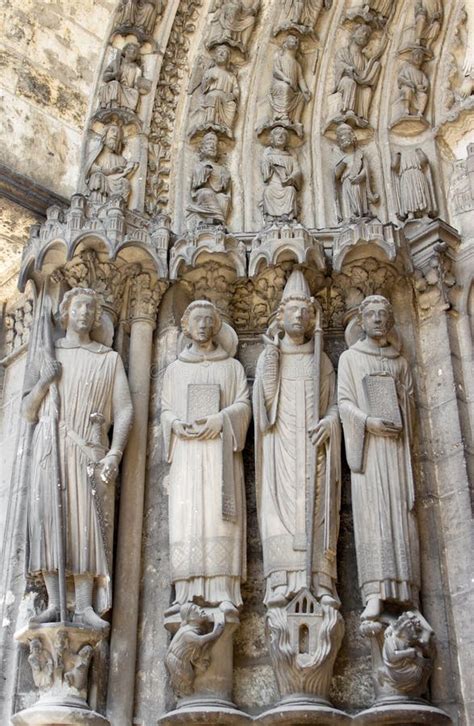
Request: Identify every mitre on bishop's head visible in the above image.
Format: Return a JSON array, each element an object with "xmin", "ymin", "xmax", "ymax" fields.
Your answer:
[{"xmin": 281, "ymin": 269, "xmax": 312, "ymax": 303}]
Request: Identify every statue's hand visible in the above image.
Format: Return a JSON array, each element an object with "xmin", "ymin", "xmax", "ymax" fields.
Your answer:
[
  {"xmin": 192, "ymin": 413, "xmax": 224, "ymax": 440},
  {"xmin": 172, "ymin": 420, "xmax": 195, "ymax": 439},
  {"xmin": 309, "ymin": 417, "xmax": 331, "ymax": 447},
  {"xmin": 40, "ymin": 360, "xmax": 62, "ymax": 387},
  {"xmin": 99, "ymin": 454, "xmax": 120, "ymax": 485},
  {"xmin": 366, "ymin": 417, "xmax": 402, "ymax": 437}
]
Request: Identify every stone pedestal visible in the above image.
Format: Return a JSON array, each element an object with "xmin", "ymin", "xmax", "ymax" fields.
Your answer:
[
  {"xmin": 256, "ymin": 696, "xmax": 352, "ymax": 725},
  {"xmin": 11, "ymin": 623, "xmax": 109, "ymax": 726},
  {"xmin": 354, "ymin": 701, "xmax": 452, "ymax": 725}
]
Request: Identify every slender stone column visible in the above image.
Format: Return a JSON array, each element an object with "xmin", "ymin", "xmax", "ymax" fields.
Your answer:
[
  {"xmin": 408, "ymin": 221, "xmax": 474, "ymax": 724},
  {"xmin": 107, "ymin": 272, "xmax": 166, "ymax": 726}
]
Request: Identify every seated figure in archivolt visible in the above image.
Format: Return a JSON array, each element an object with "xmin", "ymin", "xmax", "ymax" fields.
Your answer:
[{"xmin": 254, "ymin": 271, "xmax": 341, "ymax": 608}]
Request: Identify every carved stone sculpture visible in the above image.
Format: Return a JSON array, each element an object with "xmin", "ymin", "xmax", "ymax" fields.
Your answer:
[
  {"xmin": 28, "ymin": 638, "xmax": 54, "ymax": 691},
  {"xmin": 21, "ymin": 288, "xmax": 133, "ymax": 630},
  {"xmin": 161, "ymin": 300, "xmax": 251, "ymax": 613},
  {"xmin": 14, "ymin": 623, "xmax": 108, "ymax": 725},
  {"xmin": 334, "ymin": 123, "xmax": 379, "ymax": 222},
  {"xmin": 392, "ymin": 148, "xmax": 437, "ymax": 221},
  {"xmin": 266, "ymin": 594, "xmax": 344, "ymax": 705},
  {"xmin": 85, "ymin": 123, "xmax": 138, "ymax": 205},
  {"xmin": 266, "ymin": 34, "xmax": 311, "ymax": 137},
  {"xmin": 330, "ymin": 23, "xmax": 381, "ymax": 128},
  {"xmin": 115, "ymin": 0, "xmax": 163, "ymax": 34},
  {"xmin": 261, "ymin": 126, "xmax": 302, "ymax": 224},
  {"xmin": 347, "ymin": 1, "xmax": 393, "ymax": 27},
  {"xmin": 392, "ymin": 47, "xmax": 430, "ymax": 126},
  {"xmin": 338, "ymin": 296, "xmax": 421, "ymax": 621},
  {"xmin": 99, "ymin": 43, "xmax": 151, "ymax": 113},
  {"xmin": 206, "ymin": 0, "xmax": 260, "ymax": 55},
  {"xmin": 273, "ymin": 0, "xmax": 332, "ymax": 37},
  {"xmin": 186, "ymin": 132, "xmax": 232, "ymax": 230},
  {"xmin": 254, "ymin": 270, "xmax": 341, "ymax": 609},
  {"xmin": 165, "ymin": 604, "xmax": 225, "ymax": 699},
  {"xmin": 414, "ymin": 0, "xmax": 442, "ymax": 50},
  {"xmin": 189, "ymin": 45, "xmax": 240, "ymax": 139}
]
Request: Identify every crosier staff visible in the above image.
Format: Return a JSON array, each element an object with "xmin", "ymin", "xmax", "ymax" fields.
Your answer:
[{"xmin": 306, "ymin": 302, "xmax": 322, "ymax": 590}]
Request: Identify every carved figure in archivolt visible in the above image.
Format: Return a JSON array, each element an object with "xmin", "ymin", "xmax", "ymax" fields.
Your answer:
[
  {"xmin": 85, "ymin": 124, "xmax": 138, "ymax": 205},
  {"xmin": 347, "ymin": 1, "xmax": 393, "ymax": 25},
  {"xmin": 206, "ymin": 0, "xmax": 260, "ymax": 55},
  {"xmin": 338, "ymin": 296, "xmax": 421, "ymax": 621},
  {"xmin": 22, "ymin": 288, "xmax": 133, "ymax": 630},
  {"xmin": 115, "ymin": 0, "xmax": 163, "ymax": 34},
  {"xmin": 334, "ymin": 123, "xmax": 379, "ymax": 223},
  {"xmin": 190, "ymin": 45, "xmax": 240, "ymax": 139},
  {"xmin": 254, "ymin": 271, "xmax": 341, "ymax": 608},
  {"xmin": 379, "ymin": 611, "xmax": 434, "ymax": 696},
  {"xmin": 393, "ymin": 47, "xmax": 430, "ymax": 123},
  {"xmin": 331, "ymin": 23, "xmax": 382, "ymax": 128},
  {"xmin": 273, "ymin": 0, "xmax": 332, "ymax": 36},
  {"xmin": 261, "ymin": 126, "xmax": 302, "ymax": 224},
  {"xmin": 414, "ymin": 0, "xmax": 442, "ymax": 50},
  {"xmin": 268, "ymin": 34, "xmax": 311, "ymax": 136},
  {"xmin": 165, "ymin": 604, "xmax": 225, "ymax": 698},
  {"xmin": 392, "ymin": 148, "xmax": 437, "ymax": 221},
  {"xmin": 99, "ymin": 43, "xmax": 151, "ymax": 113},
  {"xmin": 161, "ymin": 301, "xmax": 251, "ymax": 613},
  {"xmin": 187, "ymin": 132, "xmax": 231, "ymax": 229}
]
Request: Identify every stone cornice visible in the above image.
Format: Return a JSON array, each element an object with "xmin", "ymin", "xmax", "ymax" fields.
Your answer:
[{"xmin": 0, "ymin": 163, "xmax": 67, "ymax": 218}]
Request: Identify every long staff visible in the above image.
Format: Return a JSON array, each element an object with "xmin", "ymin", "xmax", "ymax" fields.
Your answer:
[
  {"xmin": 42, "ymin": 298, "xmax": 67, "ymax": 623},
  {"xmin": 306, "ymin": 304, "xmax": 322, "ymax": 589}
]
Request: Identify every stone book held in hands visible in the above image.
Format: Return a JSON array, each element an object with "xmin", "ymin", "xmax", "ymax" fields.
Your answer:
[
  {"xmin": 186, "ymin": 383, "xmax": 221, "ymax": 423},
  {"xmin": 362, "ymin": 372, "xmax": 402, "ymax": 428}
]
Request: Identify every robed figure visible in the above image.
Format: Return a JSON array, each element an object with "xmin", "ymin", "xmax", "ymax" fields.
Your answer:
[
  {"xmin": 161, "ymin": 301, "xmax": 251, "ymax": 613},
  {"xmin": 22, "ymin": 288, "xmax": 133, "ymax": 629},
  {"xmin": 338, "ymin": 296, "xmax": 420, "ymax": 621},
  {"xmin": 254, "ymin": 271, "xmax": 341, "ymax": 608},
  {"xmin": 261, "ymin": 126, "xmax": 302, "ymax": 223}
]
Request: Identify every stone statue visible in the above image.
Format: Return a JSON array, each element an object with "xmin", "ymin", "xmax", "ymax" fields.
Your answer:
[
  {"xmin": 99, "ymin": 43, "xmax": 151, "ymax": 113},
  {"xmin": 186, "ymin": 132, "xmax": 232, "ymax": 229},
  {"xmin": 21, "ymin": 288, "xmax": 133, "ymax": 630},
  {"xmin": 273, "ymin": 0, "xmax": 332, "ymax": 36},
  {"xmin": 379, "ymin": 611, "xmax": 433, "ymax": 697},
  {"xmin": 338, "ymin": 296, "xmax": 421, "ymax": 621},
  {"xmin": 268, "ymin": 34, "xmax": 311, "ymax": 135},
  {"xmin": 28, "ymin": 638, "xmax": 54, "ymax": 690},
  {"xmin": 392, "ymin": 148, "xmax": 437, "ymax": 220},
  {"xmin": 136, "ymin": 0, "xmax": 162, "ymax": 33},
  {"xmin": 115, "ymin": 0, "xmax": 136, "ymax": 26},
  {"xmin": 206, "ymin": 0, "xmax": 260, "ymax": 55},
  {"xmin": 254, "ymin": 270, "xmax": 341, "ymax": 608},
  {"xmin": 64, "ymin": 645, "xmax": 94, "ymax": 692},
  {"xmin": 332, "ymin": 23, "xmax": 381, "ymax": 128},
  {"xmin": 334, "ymin": 123, "xmax": 379, "ymax": 222},
  {"xmin": 161, "ymin": 300, "xmax": 251, "ymax": 613},
  {"xmin": 395, "ymin": 47, "xmax": 430, "ymax": 121},
  {"xmin": 85, "ymin": 124, "xmax": 138, "ymax": 205},
  {"xmin": 261, "ymin": 126, "xmax": 302, "ymax": 224},
  {"xmin": 414, "ymin": 0, "xmax": 442, "ymax": 50},
  {"xmin": 165, "ymin": 604, "xmax": 225, "ymax": 698},
  {"xmin": 190, "ymin": 45, "xmax": 240, "ymax": 138}
]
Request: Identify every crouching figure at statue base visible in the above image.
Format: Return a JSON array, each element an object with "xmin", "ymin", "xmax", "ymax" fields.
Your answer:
[{"xmin": 160, "ymin": 300, "xmax": 251, "ymax": 723}]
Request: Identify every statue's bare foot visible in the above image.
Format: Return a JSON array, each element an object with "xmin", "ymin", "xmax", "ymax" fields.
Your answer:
[
  {"xmin": 164, "ymin": 602, "xmax": 181, "ymax": 617},
  {"xmin": 74, "ymin": 606, "xmax": 109, "ymax": 631},
  {"xmin": 320, "ymin": 593, "xmax": 340, "ymax": 609},
  {"xmin": 361, "ymin": 597, "xmax": 382, "ymax": 621},
  {"xmin": 220, "ymin": 600, "xmax": 238, "ymax": 616},
  {"xmin": 30, "ymin": 605, "xmax": 60, "ymax": 625},
  {"xmin": 266, "ymin": 589, "xmax": 288, "ymax": 608}
]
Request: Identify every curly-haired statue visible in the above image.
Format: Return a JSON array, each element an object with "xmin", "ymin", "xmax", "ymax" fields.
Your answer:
[
  {"xmin": 21, "ymin": 288, "xmax": 133, "ymax": 630},
  {"xmin": 161, "ymin": 300, "xmax": 251, "ymax": 613},
  {"xmin": 338, "ymin": 295, "xmax": 421, "ymax": 621},
  {"xmin": 253, "ymin": 270, "xmax": 342, "ymax": 608}
]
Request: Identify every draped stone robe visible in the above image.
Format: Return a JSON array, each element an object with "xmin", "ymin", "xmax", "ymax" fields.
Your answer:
[
  {"xmin": 161, "ymin": 344, "xmax": 251, "ymax": 607},
  {"xmin": 254, "ymin": 339, "xmax": 341, "ymax": 604},
  {"xmin": 27, "ymin": 340, "xmax": 130, "ymax": 615},
  {"xmin": 261, "ymin": 146, "xmax": 301, "ymax": 220},
  {"xmin": 337, "ymin": 339, "xmax": 420, "ymax": 606}
]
